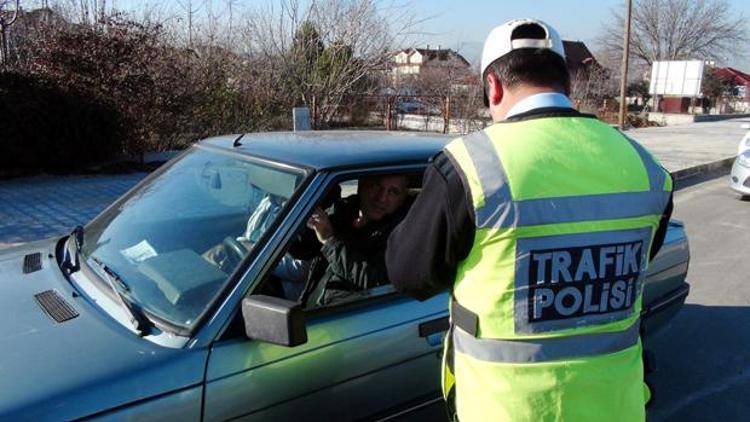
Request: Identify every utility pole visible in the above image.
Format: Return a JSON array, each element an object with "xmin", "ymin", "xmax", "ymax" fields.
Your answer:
[{"xmin": 618, "ymin": 0, "xmax": 632, "ymax": 130}]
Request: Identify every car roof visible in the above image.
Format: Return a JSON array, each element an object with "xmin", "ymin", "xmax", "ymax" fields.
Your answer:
[{"xmin": 199, "ymin": 130, "xmax": 452, "ymax": 170}]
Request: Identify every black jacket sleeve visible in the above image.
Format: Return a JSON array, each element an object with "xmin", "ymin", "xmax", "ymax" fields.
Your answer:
[
  {"xmin": 316, "ymin": 195, "xmax": 406, "ymax": 291},
  {"xmin": 287, "ymin": 227, "xmax": 323, "ymax": 260},
  {"xmin": 648, "ymin": 182, "xmax": 674, "ymax": 261},
  {"xmin": 320, "ymin": 237, "xmax": 389, "ymax": 290},
  {"xmin": 386, "ymin": 153, "xmax": 476, "ymax": 301}
]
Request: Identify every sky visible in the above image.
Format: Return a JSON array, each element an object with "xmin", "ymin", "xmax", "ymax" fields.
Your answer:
[
  {"xmin": 417, "ymin": 0, "xmax": 750, "ymax": 70},
  {"xmin": 86, "ymin": 0, "xmax": 750, "ymax": 70}
]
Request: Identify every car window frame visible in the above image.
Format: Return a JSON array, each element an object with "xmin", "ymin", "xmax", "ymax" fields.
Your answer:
[
  {"xmin": 275, "ymin": 164, "xmax": 426, "ymax": 312},
  {"xmin": 212, "ymin": 163, "xmax": 428, "ymax": 342}
]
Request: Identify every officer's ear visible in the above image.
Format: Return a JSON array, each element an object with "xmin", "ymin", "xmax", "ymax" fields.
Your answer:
[{"xmin": 485, "ymin": 72, "xmax": 504, "ymax": 107}]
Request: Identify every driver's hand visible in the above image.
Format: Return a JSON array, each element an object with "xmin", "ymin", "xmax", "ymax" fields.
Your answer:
[{"xmin": 307, "ymin": 206, "xmax": 334, "ymax": 244}]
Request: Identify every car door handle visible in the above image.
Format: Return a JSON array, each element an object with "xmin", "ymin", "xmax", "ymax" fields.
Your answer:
[
  {"xmin": 419, "ymin": 316, "xmax": 449, "ymax": 337},
  {"xmin": 419, "ymin": 316, "xmax": 449, "ymax": 347}
]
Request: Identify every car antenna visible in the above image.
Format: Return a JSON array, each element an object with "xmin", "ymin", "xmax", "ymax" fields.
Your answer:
[{"xmin": 233, "ymin": 134, "xmax": 245, "ymax": 147}]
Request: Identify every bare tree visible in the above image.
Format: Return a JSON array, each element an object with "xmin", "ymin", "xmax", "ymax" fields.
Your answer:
[
  {"xmin": 569, "ymin": 66, "xmax": 618, "ymax": 112},
  {"xmin": 43, "ymin": 0, "xmax": 110, "ymax": 27},
  {"xmin": 599, "ymin": 0, "xmax": 748, "ymax": 66},
  {"xmin": 175, "ymin": 0, "xmax": 202, "ymax": 46},
  {"xmin": 414, "ymin": 60, "xmax": 474, "ymax": 118},
  {"xmin": 98, "ymin": 0, "xmax": 105, "ymax": 24},
  {"xmin": 75, "ymin": 0, "xmax": 107, "ymax": 25},
  {"xmin": 0, "ymin": 0, "xmax": 20, "ymax": 65},
  {"xmin": 241, "ymin": 0, "xmax": 423, "ymax": 125},
  {"xmin": 223, "ymin": 0, "xmax": 240, "ymax": 44}
]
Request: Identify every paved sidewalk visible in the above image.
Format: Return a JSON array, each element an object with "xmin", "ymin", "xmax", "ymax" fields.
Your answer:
[
  {"xmin": 0, "ymin": 173, "xmax": 147, "ymax": 248},
  {"xmin": 0, "ymin": 117, "xmax": 747, "ymax": 249},
  {"xmin": 627, "ymin": 116, "xmax": 749, "ymax": 177}
]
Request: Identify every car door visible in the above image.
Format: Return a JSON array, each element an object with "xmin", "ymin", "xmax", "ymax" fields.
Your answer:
[
  {"xmin": 203, "ymin": 292, "xmax": 448, "ymax": 421},
  {"xmin": 202, "ymin": 166, "xmax": 450, "ymax": 421}
]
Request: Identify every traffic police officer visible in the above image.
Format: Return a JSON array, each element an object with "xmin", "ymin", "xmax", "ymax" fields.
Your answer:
[{"xmin": 386, "ymin": 18, "xmax": 674, "ymax": 421}]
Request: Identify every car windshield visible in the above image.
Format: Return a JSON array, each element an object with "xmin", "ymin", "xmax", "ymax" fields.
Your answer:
[{"xmin": 80, "ymin": 146, "xmax": 305, "ymax": 330}]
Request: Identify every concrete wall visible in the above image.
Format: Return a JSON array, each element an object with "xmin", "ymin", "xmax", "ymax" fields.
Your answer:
[
  {"xmin": 647, "ymin": 112, "xmax": 750, "ymax": 125},
  {"xmin": 647, "ymin": 113, "xmax": 698, "ymax": 126},
  {"xmin": 395, "ymin": 114, "xmax": 488, "ymax": 134}
]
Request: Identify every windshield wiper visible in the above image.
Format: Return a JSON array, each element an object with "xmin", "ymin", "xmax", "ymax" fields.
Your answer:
[
  {"xmin": 89, "ymin": 256, "xmax": 152, "ymax": 336},
  {"xmin": 61, "ymin": 225, "xmax": 85, "ymax": 275}
]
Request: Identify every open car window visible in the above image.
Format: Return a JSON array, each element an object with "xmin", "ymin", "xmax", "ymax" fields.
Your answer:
[
  {"xmin": 305, "ymin": 283, "xmax": 397, "ymax": 310},
  {"xmin": 253, "ymin": 170, "xmax": 422, "ymax": 311}
]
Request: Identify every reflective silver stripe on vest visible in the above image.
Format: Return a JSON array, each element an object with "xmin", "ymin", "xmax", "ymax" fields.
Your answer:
[
  {"xmin": 453, "ymin": 320, "xmax": 640, "ymax": 363},
  {"xmin": 623, "ymin": 134, "xmax": 667, "ymax": 192},
  {"xmin": 461, "ymin": 131, "xmax": 517, "ymax": 228},
  {"xmin": 514, "ymin": 190, "xmax": 668, "ymax": 227},
  {"xmin": 460, "ymin": 129, "xmax": 670, "ymax": 229}
]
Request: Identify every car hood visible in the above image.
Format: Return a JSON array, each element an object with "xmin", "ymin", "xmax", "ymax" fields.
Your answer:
[{"xmin": 0, "ymin": 239, "xmax": 207, "ymax": 420}]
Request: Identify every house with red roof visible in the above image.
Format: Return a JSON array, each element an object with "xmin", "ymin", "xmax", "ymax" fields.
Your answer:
[
  {"xmin": 713, "ymin": 67, "xmax": 750, "ymax": 104},
  {"xmin": 562, "ymin": 40, "xmax": 604, "ymax": 77}
]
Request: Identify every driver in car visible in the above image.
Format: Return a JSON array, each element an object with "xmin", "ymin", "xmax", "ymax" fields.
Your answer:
[
  {"xmin": 203, "ymin": 193, "xmax": 285, "ymax": 273},
  {"xmin": 283, "ymin": 174, "xmax": 412, "ymax": 304}
]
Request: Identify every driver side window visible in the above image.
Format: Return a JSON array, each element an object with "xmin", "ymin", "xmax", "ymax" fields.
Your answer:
[{"xmin": 255, "ymin": 170, "xmax": 421, "ymax": 310}]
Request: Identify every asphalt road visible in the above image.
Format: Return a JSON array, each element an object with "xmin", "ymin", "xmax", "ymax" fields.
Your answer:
[{"xmin": 647, "ymin": 171, "xmax": 750, "ymax": 421}]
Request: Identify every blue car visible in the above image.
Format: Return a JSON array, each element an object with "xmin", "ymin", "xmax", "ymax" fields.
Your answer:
[{"xmin": 0, "ymin": 131, "xmax": 690, "ymax": 420}]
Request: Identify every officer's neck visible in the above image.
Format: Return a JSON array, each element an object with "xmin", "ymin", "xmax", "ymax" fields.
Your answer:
[{"xmin": 490, "ymin": 85, "xmax": 565, "ymax": 122}]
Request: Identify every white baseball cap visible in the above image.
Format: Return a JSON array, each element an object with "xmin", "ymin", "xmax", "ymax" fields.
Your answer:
[{"xmin": 480, "ymin": 18, "xmax": 566, "ymax": 77}]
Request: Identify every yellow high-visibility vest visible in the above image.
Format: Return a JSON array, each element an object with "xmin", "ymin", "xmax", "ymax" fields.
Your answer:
[{"xmin": 442, "ymin": 112, "xmax": 672, "ymax": 422}]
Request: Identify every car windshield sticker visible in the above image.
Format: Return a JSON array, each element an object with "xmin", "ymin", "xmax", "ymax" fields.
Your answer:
[
  {"xmin": 121, "ymin": 240, "xmax": 158, "ymax": 264},
  {"xmin": 514, "ymin": 228, "xmax": 651, "ymax": 334}
]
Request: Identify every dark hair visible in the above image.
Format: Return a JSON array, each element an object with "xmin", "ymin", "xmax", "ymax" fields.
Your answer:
[{"xmin": 483, "ymin": 24, "xmax": 570, "ymax": 105}]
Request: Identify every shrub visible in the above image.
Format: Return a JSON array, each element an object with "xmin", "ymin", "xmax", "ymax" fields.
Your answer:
[{"xmin": 0, "ymin": 71, "xmax": 124, "ymax": 176}]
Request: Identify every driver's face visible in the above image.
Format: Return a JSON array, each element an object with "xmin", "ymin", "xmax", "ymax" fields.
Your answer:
[{"xmin": 358, "ymin": 175, "xmax": 409, "ymax": 222}]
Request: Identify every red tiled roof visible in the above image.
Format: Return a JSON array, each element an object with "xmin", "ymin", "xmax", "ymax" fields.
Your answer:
[
  {"xmin": 714, "ymin": 67, "xmax": 750, "ymax": 85},
  {"xmin": 562, "ymin": 40, "xmax": 599, "ymax": 70}
]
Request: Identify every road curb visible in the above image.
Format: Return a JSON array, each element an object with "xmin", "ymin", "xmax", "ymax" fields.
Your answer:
[{"xmin": 670, "ymin": 157, "xmax": 735, "ymax": 181}]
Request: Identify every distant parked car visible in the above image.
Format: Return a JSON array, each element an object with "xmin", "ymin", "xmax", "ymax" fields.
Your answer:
[
  {"xmin": 395, "ymin": 99, "xmax": 442, "ymax": 116},
  {"xmin": 730, "ymin": 123, "xmax": 750, "ymax": 197},
  {"xmin": 396, "ymin": 99, "xmax": 426, "ymax": 113},
  {"xmin": 0, "ymin": 131, "xmax": 690, "ymax": 420}
]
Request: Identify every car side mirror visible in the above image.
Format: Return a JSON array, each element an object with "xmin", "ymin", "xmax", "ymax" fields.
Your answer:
[{"xmin": 241, "ymin": 295, "xmax": 307, "ymax": 347}]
